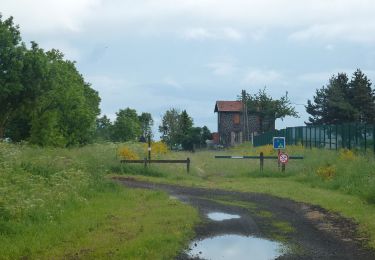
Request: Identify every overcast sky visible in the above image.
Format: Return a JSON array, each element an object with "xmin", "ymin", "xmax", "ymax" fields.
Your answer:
[{"xmin": 2, "ymin": 0, "xmax": 375, "ymax": 135}]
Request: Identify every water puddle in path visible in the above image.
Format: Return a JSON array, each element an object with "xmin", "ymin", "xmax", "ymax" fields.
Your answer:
[
  {"xmin": 187, "ymin": 234, "xmax": 285, "ymax": 260},
  {"xmin": 207, "ymin": 212, "xmax": 240, "ymax": 221}
]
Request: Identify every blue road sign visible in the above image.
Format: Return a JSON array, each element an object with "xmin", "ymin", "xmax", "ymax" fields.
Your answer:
[{"xmin": 273, "ymin": 137, "xmax": 286, "ymax": 149}]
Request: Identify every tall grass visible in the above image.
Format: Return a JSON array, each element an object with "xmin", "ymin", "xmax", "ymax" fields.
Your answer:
[
  {"xmin": 119, "ymin": 142, "xmax": 375, "ymax": 204},
  {"xmin": 0, "ymin": 142, "xmax": 199, "ymax": 258},
  {"xmin": 0, "ymin": 142, "xmax": 116, "ymax": 233}
]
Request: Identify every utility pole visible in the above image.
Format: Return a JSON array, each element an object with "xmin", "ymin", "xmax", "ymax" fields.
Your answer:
[{"xmin": 241, "ymin": 90, "xmax": 250, "ymax": 142}]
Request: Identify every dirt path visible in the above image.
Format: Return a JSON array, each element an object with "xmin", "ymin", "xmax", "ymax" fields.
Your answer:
[{"xmin": 114, "ymin": 177, "xmax": 375, "ymax": 260}]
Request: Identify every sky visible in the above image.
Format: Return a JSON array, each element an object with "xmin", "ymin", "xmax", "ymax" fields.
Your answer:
[{"xmin": 2, "ymin": 0, "xmax": 375, "ymax": 136}]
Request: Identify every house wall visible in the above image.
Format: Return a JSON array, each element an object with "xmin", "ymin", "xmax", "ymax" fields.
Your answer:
[
  {"xmin": 218, "ymin": 112, "xmax": 243, "ymax": 145},
  {"xmin": 217, "ymin": 112, "xmax": 275, "ymax": 146}
]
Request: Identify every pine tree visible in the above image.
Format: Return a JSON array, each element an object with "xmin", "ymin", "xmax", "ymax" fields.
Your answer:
[
  {"xmin": 306, "ymin": 70, "xmax": 375, "ymax": 125},
  {"xmin": 306, "ymin": 73, "xmax": 355, "ymax": 124},
  {"xmin": 348, "ymin": 69, "xmax": 375, "ymax": 123}
]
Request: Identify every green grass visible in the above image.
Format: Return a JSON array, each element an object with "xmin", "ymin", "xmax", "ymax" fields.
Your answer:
[
  {"xmin": 3, "ymin": 141, "xmax": 375, "ymax": 257},
  {"xmin": 0, "ymin": 142, "xmax": 199, "ymax": 259},
  {"xmin": 114, "ymin": 142, "xmax": 375, "ymax": 249}
]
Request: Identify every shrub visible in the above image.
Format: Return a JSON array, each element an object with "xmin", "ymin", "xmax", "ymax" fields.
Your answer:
[
  {"xmin": 118, "ymin": 147, "xmax": 140, "ymax": 160},
  {"xmin": 316, "ymin": 164, "xmax": 336, "ymax": 180},
  {"xmin": 144, "ymin": 141, "xmax": 169, "ymax": 158},
  {"xmin": 339, "ymin": 148, "xmax": 356, "ymax": 161}
]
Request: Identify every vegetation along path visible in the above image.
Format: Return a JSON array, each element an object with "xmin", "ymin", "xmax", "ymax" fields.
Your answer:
[{"xmin": 115, "ymin": 177, "xmax": 375, "ymax": 260}]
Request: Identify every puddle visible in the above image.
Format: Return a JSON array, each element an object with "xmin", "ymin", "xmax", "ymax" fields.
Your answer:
[
  {"xmin": 187, "ymin": 234, "xmax": 285, "ymax": 260},
  {"xmin": 207, "ymin": 212, "xmax": 240, "ymax": 221}
]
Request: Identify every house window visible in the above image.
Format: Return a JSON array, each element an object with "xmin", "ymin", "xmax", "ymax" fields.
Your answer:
[{"xmin": 233, "ymin": 114, "xmax": 240, "ymax": 125}]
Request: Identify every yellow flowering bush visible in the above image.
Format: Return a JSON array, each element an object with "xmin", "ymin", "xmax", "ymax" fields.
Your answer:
[
  {"xmin": 118, "ymin": 147, "xmax": 140, "ymax": 160},
  {"xmin": 144, "ymin": 141, "xmax": 169, "ymax": 158},
  {"xmin": 339, "ymin": 148, "xmax": 356, "ymax": 161},
  {"xmin": 316, "ymin": 164, "xmax": 336, "ymax": 180}
]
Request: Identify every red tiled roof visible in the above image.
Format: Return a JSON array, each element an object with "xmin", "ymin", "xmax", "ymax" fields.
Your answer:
[{"xmin": 214, "ymin": 101, "xmax": 243, "ymax": 112}]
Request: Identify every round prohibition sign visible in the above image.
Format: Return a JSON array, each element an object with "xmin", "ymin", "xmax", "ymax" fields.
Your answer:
[{"xmin": 279, "ymin": 153, "xmax": 289, "ymax": 164}]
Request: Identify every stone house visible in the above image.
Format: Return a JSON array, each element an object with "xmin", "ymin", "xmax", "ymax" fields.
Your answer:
[{"xmin": 214, "ymin": 101, "xmax": 275, "ymax": 146}]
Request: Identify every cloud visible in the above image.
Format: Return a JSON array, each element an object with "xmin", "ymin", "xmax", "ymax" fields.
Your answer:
[
  {"xmin": 297, "ymin": 69, "xmax": 375, "ymax": 83},
  {"xmin": 4, "ymin": 0, "xmax": 375, "ymax": 44},
  {"xmin": 325, "ymin": 44, "xmax": 335, "ymax": 51},
  {"xmin": 242, "ymin": 69, "xmax": 283, "ymax": 86},
  {"xmin": 206, "ymin": 62, "xmax": 238, "ymax": 76},
  {"xmin": 289, "ymin": 22, "xmax": 375, "ymax": 43},
  {"xmin": 37, "ymin": 40, "xmax": 82, "ymax": 61},
  {"xmin": 183, "ymin": 27, "xmax": 243, "ymax": 41},
  {"xmin": 2, "ymin": 0, "xmax": 100, "ymax": 33},
  {"xmin": 163, "ymin": 77, "xmax": 183, "ymax": 89}
]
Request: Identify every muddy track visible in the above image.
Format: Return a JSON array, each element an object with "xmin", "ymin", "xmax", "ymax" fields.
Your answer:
[{"xmin": 114, "ymin": 177, "xmax": 375, "ymax": 260}]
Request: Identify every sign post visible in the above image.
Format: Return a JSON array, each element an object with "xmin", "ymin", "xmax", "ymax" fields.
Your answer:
[
  {"xmin": 273, "ymin": 137, "xmax": 286, "ymax": 171},
  {"xmin": 273, "ymin": 137, "xmax": 286, "ymax": 149},
  {"xmin": 148, "ymin": 135, "xmax": 151, "ymax": 162},
  {"xmin": 278, "ymin": 152, "xmax": 289, "ymax": 172}
]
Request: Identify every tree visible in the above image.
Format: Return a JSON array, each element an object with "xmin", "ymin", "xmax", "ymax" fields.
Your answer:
[
  {"xmin": 349, "ymin": 69, "xmax": 375, "ymax": 123},
  {"xmin": 0, "ymin": 15, "xmax": 101, "ymax": 146},
  {"xmin": 95, "ymin": 115, "xmax": 112, "ymax": 141},
  {"xmin": 306, "ymin": 70, "xmax": 375, "ymax": 125},
  {"xmin": 0, "ymin": 15, "xmax": 26, "ymax": 138},
  {"xmin": 159, "ymin": 108, "xmax": 180, "ymax": 146},
  {"xmin": 112, "ymin": 108, "xmax": 141, "ymax": 142},
  {"xmin": 29, "ymin": 49, "xmax": 100, "ymax": 146},
  {"xmin": 138, "ymin": 112, "xmax": 153, "ymax": 138},
  {"xmin": 179, "ymin": 110, "xmax": 193, "ymax": 135},
  {"xmin": 7, "ymin": 42, "xmax": 51, "ymax": 141},
  {"xmin": 181, "ymin": 127, "xmax": 201, "ymax": 151},
  {"xmin": 200, "ymin": 126, "xmax": 212, "ymax": 144},
  {"xmin": 241, "ymin": 88, "xmax": 298, "ymax": 133}
]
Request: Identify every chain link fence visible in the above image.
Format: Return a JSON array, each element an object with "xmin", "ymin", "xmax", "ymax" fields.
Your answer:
[{"xmin": 253, "ymin": 123, "xmax": 375, "ymax": 153}]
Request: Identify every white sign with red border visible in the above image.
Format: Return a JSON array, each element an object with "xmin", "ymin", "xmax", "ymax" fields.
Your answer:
[{"xmin": 278, "ymin": 152, "xmax": 289, "ymax": 164}]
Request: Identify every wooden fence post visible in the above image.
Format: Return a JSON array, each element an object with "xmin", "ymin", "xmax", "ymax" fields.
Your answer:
[
  {"xmin": 144, "ymin": 157, "xmax": 147, "ymax": 168},
  {"xmin": 148, "ymin": 135, "xmax": 151, "ymax": 161},
  {"xmin": 260, "ymin": 152, "xmax": 264, "ymax": 172},
  {"xmin": 187, "ymin": 158, "xmax": 190, "ymax": 173}
]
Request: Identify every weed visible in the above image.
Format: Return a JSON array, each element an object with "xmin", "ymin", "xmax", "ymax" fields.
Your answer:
[
  {"xmin": 144, "ymin": 141, "xmax": 169, "ymax": 158},
  {"xmin": 118, "ymin": 147, "xmax": 140, "ymax": 160},
  {"xmin": 316, "ymin": 164, "xmax": 336, "ymax": 180},
  {"xmin": 339, "ymin": 149, "xmax": 356, "ymax": 161}
]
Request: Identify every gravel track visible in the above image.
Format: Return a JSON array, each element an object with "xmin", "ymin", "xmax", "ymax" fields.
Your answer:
[{"xmin": 114, "ymin": 177, "xmax": 375, "ymax": 260}]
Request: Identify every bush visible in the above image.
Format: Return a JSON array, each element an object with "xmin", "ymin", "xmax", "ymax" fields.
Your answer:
[
  {"xmin": 339, "ymin": 148, "xmax": 356, "ymax": 161},
  {"xmin": 118, "ymin": 147, "xmax": 140, "ymax": 160},
  {"xmin": 316, "ymin": 164, "xmax": 336, "ymax": 181}
]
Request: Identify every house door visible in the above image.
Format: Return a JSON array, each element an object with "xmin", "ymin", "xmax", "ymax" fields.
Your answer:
[
  {"xmin": 231, "ymin": 132, "xmax": 235, "ymax": 146},
  {"xmin": 231, "ymin": 131, "xmax": 243, "ymax": 145}
]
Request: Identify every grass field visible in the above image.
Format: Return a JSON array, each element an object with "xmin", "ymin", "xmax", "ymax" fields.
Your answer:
[
  {"xmin": 2, "ymin": 141, "xmax": 375, "ymax": 258},
  {"xmin": 0, "ymin": 142, "xmax": 198, "ymax": 259},
  {"xmin": 115, "ymin": 142, "xmax": 375, "ymax": 248}
]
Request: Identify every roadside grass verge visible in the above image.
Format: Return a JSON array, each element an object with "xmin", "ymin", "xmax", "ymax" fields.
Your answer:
[
  {"xmin": 1, "ymin": 185, "xmax": 198, "ymax": 259},
  {"xmin": 0, "ymin": 142, "xmax": 198, "ymax": 259}
]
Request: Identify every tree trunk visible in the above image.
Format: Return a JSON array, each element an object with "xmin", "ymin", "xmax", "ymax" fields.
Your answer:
[
  {"xmin": 0, "ymin": 112, "xmax": 11, "ymax": 140},
  {"xmin": 0, "ymin": 125, "xmax": 4, "ymax": 140}
]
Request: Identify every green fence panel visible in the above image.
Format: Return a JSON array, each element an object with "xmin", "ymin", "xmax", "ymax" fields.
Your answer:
[{"xmin": 253, "ymin": 122, "xmax": 375, "ymax": 154}]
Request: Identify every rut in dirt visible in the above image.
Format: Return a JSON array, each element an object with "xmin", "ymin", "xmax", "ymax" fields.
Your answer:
[{"xmin": 114, "ymin": 177, "xmax": 375, "ymax": 260}]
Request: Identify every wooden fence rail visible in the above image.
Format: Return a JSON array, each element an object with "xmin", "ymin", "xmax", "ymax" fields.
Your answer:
[
  {"xmin": 215, "ymin": 153, "xmax": 303, "ymax": 172},
  {"xmin": 121, "ymin": 158, "xmax": 191, "ymax": 173}
]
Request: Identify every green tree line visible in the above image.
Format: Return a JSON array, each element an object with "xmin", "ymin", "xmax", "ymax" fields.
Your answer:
[
  {"xmin": 0, "ymin": 15, "xmax": 100, "ymax": 146},
  {"xmin": 96, "ymin": 109, "xmax": 153, "ymax": 142},
  {"xmin": 159, "ymin": 108, "xmax": 212, "ymax": 150}
]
